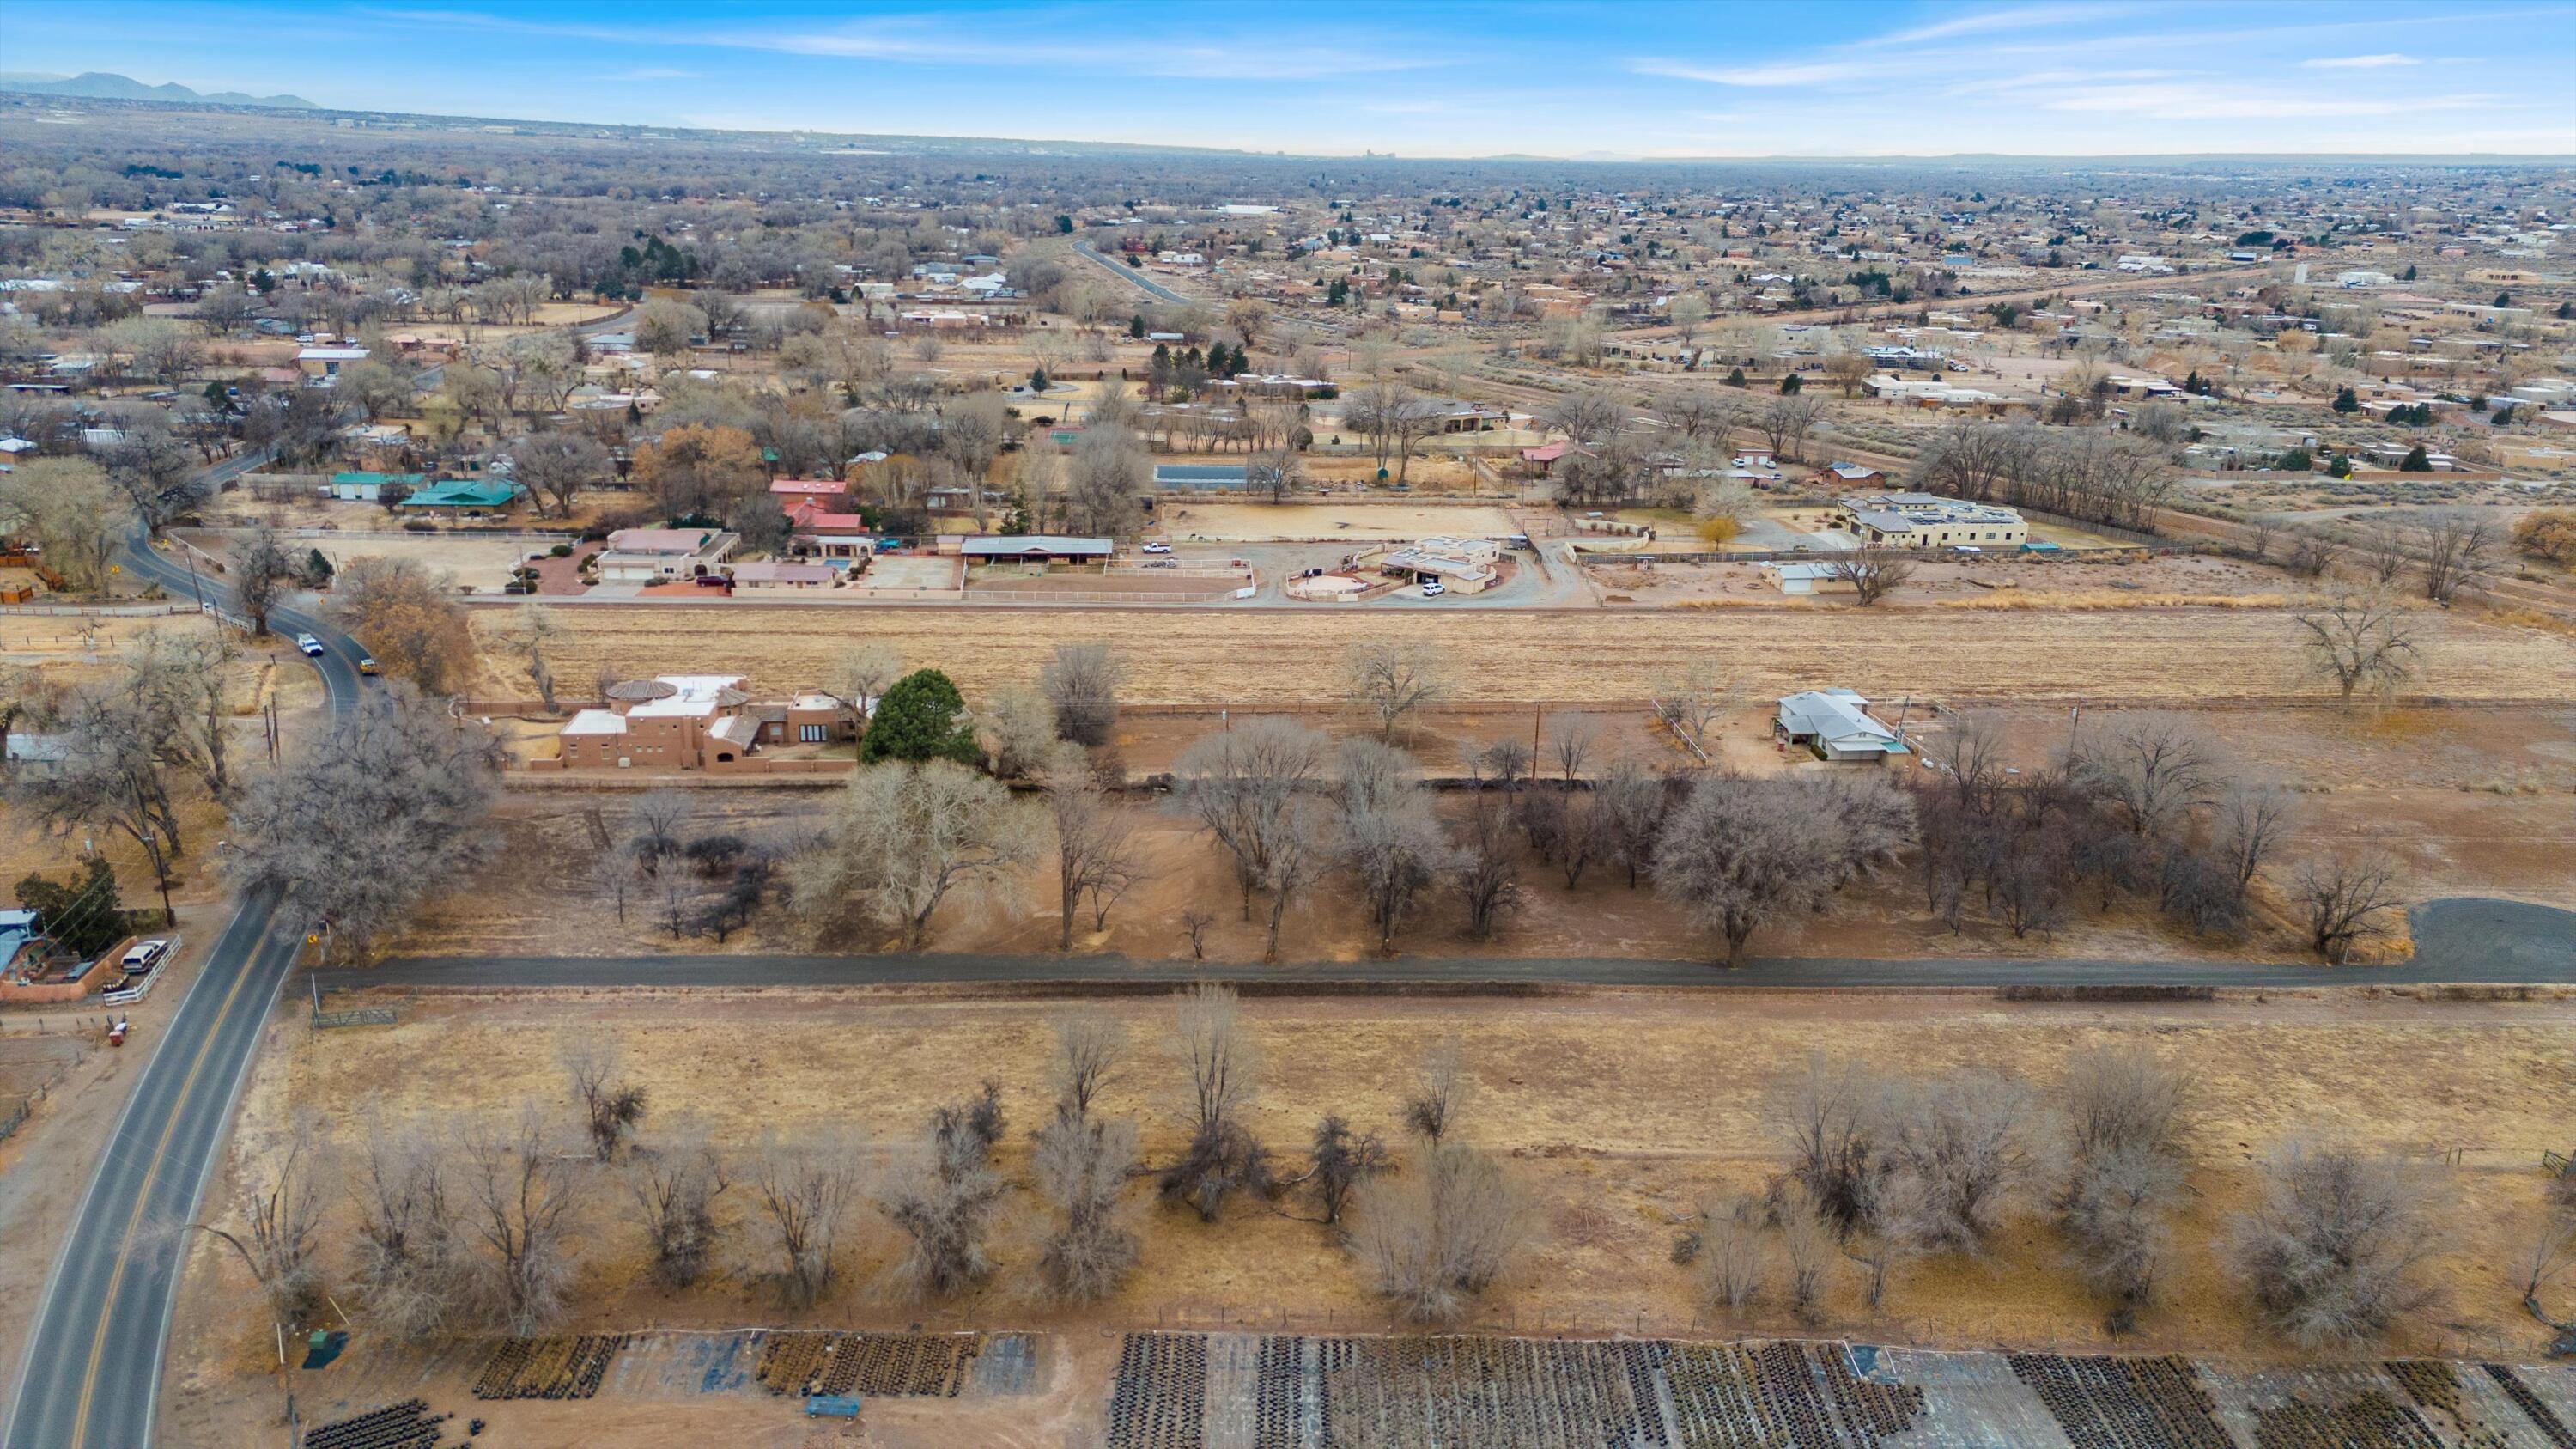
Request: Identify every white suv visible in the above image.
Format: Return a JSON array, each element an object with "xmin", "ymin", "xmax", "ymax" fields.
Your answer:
[
  {"xmin": 121, "ymin": 938, "xmax": 171, "ymax": 973},
  {"xmin": 295, "ymin": 633, "xmax": 325, "ymax": 657}
]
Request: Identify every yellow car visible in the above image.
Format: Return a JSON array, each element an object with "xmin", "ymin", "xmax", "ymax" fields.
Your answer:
[{"xmin": 357, "ymin": 656, "xmax": 380, "ymax": 676}]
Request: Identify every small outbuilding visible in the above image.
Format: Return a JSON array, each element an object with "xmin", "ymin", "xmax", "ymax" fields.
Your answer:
[{"xmin": 1776, "ymin": 689, "xmax": 1907, "ymax": 761}]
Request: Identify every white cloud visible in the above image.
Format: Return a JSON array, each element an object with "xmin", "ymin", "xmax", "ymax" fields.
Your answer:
[
  {"xmin": 1634, "ymin": 58, "xmax": 1886, "ymax": 87},
  {"xmin": 1868, "ymin": 4, "xmax": 2113, "ymax": 46},
  {"xmin": 2301, "ymin": 52, "xmax": 2422, "ymax": 69}
]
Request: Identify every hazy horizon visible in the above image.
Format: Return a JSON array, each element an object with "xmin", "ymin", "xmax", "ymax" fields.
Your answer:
[{"xmin": 4, "ymin": 0, "xmax": 2571, "ymax": 160}]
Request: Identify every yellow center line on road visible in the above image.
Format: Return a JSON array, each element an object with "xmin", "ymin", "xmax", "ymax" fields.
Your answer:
[{"xmin": 66, "ymin": 922, "xmax": 269, "ymax": 1449}]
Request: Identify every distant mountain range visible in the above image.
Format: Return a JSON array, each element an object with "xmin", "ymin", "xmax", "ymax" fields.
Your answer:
[{"xmin": 0, "ymin": 71, "xmax": 314, "ymax": 108}]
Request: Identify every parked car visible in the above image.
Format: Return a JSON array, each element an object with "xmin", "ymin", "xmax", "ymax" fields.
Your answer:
[
  {"xmin": 295, "ymin": 633, "xmax": 325, "ymax": 657},
  {"xmin": 1140, "ymin": 541, "xmax": 1171, "ymax": 554},
  {"xmin": 1420, "ymin": 580, "xmax": 1445, "ymax": 597},
  {"xmin": 120, "ymin": 938, "xmax": 170, "ymax": 974}
]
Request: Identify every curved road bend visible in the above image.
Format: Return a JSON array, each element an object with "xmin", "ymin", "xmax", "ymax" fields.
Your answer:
[
  {"xmin": 336, "ymin": 898, "xmax": 2576, "ymax": 995},
  {"xmin": 1072, "ymin": 239, "xmax": 1192, "ymax": 306},
  {"xmin": 3, "ymin": 522, "xmax": 365, "ymax": 1449}
]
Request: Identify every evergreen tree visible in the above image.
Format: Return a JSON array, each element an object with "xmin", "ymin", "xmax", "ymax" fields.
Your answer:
[
  {"xmin": 1779, "ymin": 373, "xmax": 1802, "ymax": 394},
  {"xmin": 2399, "ymin": 444, "xmax": 2431, "ymax": 472},
  {"xmin": 1128, "ymin": 314, "xmax": 1146, "ymax": 339},
  {"xmin": 2331, "ymin": 386, "xmax": 2360, "ymax": 414},
  {"xmin": 860, "ymin": 670, "xmax": 981, "ymax": 766}
]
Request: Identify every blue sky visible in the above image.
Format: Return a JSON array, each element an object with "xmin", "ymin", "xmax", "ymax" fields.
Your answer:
[{"xmin": 4, "ymin": 1, "xmax": 2570, "ymax": 156}]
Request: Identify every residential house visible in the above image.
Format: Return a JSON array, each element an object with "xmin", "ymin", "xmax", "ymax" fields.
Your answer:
[
  {"xmin": 769, "ymin": 478, "xmax": 849, "ymax": 502},
  {"xmin": 396, "ymin": 478, "xmax": 525, "ymax": 513},
  {"xmin": 1775, "ymin": 690, "xmax": 1906, "ymax": 760},
  {"xmin": 729, "ymin": 561, "xmax": 839, "ymax": 592},
  {"xmin": 1377, "ymin": 537, "xmax": 1499, "ymax": 594},
  {"xmin": 1816, "ymin": 462, "xmax": 1884, "ymax": 486},
  {"xmin": 593, "ymin": 527, "xmax": 738, "ymax": 583},
  {"xmin": 1765, "ymin": 562, "xmax": 1853, "ymax": 596},
  {"xmin": 327, "ymin": 470, "xmax": 425, "ymax": 502},
  {"xmin": 960, "ymin": 535, "xmax": 1115, "ymax": 564},
  {"xmin": 1830, "ymin": 492, "xmax": 2026, "ymax": 548},
  {"xmin": 551, "ymin": 675, "xmax": 847, "ymax": 771},
  {"xmin": 296, "ymin": 345, "xmax": 368, "ymax": 384}
]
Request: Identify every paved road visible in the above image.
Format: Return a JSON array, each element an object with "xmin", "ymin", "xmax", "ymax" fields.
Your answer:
[
  {"xmin": 1072, "ymin": 239, "xmax": 1192, "ymax": 306},
  {"xmin": 332, "ymin": 898, "xmax": 2575, "ymax": 995},
  {"xmin": 3, "ymin": 505, "xmax": 367, "ymax": 1449}
]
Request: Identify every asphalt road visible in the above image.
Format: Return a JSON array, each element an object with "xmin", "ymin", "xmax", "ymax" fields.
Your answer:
[
  {"xmin": 3, "ymin": 513, "xmax": 367, "ymax": 1449},
  {"xmin": 1072, "ymin": 238, "xmax": 1192, "ymax": 305},
  {"xmin": 331, "ymin": 898, "xmax": 2575, "ymax": 995}
]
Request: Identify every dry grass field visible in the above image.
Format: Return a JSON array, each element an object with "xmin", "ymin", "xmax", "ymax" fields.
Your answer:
[
  {"xmin": 185, "ymin": 989, "xmax": 2576, "ymax": 1364},
  {"xmin": 1154, "ymin": 501, "xmax": 1517, "ymax": 541},
  {"xmin": 470, "ymin": 602, "xmax": 2576, "ymax": 706}
]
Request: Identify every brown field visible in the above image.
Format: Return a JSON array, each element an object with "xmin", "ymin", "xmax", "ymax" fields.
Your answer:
[
  {"xmin": 1155, "ymin": 501, "xmax": 1517, "ymax": 541},
  {"xmin": 469, "ymin": 601, "xmax": 2576, "ymax": 706},
  {"xmin": 172, "ymin": 987, "xmax": 2576, "ymax": 1384}
]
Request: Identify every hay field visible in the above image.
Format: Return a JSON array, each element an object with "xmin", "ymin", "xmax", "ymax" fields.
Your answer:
[
  {"xmin": 471, "ymin": 602, "xmax": 2576, "ymax": 706},
  {"xmin": 1157, "ymin": 502, "xmax": 1516, "ymax": 541}
]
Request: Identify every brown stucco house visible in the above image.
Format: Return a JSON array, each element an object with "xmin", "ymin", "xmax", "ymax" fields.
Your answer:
[{"xmin": 550, "ymin": 675, "xmax": 848, "ymax": 772}]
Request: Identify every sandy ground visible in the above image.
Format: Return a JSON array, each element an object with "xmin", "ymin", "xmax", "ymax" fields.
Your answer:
[
  {"xmin": 1595, "ymin": 552, "xmax": 2330, "ymax": 606},
  {"xmin": 468, "ymin": 600, "xmax": 2576, "ymax": 708},
  {"xmin": 158, "ymin": 985, "xmax": 2576, "ymax": 1445},
  {"xmin": 1154, "ymin": 502, "xmax": 1518, "ymax": 542}
]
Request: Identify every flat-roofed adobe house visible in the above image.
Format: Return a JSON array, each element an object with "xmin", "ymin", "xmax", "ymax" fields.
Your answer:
[
  {"xmin": 594, "ymin": 527, "xmax": 739, "ymax": 583},
  {"xmin": 1830, "ymin": 493, "xmax": 2026, "ymax": 549},
  {"xmin": 550, "ymin": 675, "xmax": 848, "ymax": 771}
]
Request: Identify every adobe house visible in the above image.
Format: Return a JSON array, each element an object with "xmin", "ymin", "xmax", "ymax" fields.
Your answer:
[{"xmin": 550, "ymin": 675, "xmax": 847, "ymax": 771}]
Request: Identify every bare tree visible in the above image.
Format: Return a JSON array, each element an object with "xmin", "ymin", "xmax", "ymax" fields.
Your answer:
[
  {"xmin": 564, "ymin": 1042, "xmax": 648, "ymax": 1161},
  {"xmin": 1403, "ymin": 1037, "xmax": 1472, "ymax": 1146},
  {"xmin": 628, "ymin": 788, "xmax": 691, "ymax": 874},
  {"xmin": 2522, "ymin": 1175, "xmax": 2576, "ymax": 1347},
  {"xmin": 501, "ymin": 602, "xmax": 563, "ymax": 712},
  {"xmin": 1032, "ymin": 1111, "xmax": 1140, "ymax": 1301},
  {"xmin": 201, "ymin": 1115, "xmax": 329, "ymax": 1324},
  {"xmin": 224, "ymin": 683, "xmax": 503, "ymax": 959},
  {"xmin": 1546, "ymin": 714, "xmax": 1597, "ymax": 786},
  {"xmin": 1449, "ymin": 783, "xmax": 1523, "ymax": 941},
  {"xmin": 508, "ymin": 429, "xmax": 610, "ymax": 519},
  {"xmin": 2054, "ymin": 1046, "xmax": 2190, "ymax": 1331},
  {"xmin": 1692, "ymin": 1195, "xmax": 1770, "ymax": 1312},
  {"xmin": 2227, "ymin": 1138, "xmax": 2444, "ymax": 1346},
  {"xmin": 1831, "ymin": 546, "xmax": 1915, "ymax": 606},
  {"xmin": 1649, "ymin": 664, "xmax": 1728, "ymax": 758},
  {"xmin": 1760, "ymin": 393, "xmax": 1826, "ymax": 462},
  {"xmin": 231, "ymin": 522, "xmax": 296, "ymax": 637},
  {"xmin": 2356, "ymin": 521, "xmax": 2414, "ymax": 587},
  {"xmin": 2294, "ymin": 851, "xmax": 2406, "ymax": 963},
  {"xmin": 818, "ymin": 642, "xmax": 904, "ymax": 720},
  {"xmin": 793, "ymin": 760, "xmax": 1037, "ymax": 948},
  {"xmin": 1876, "ymin": 1071, "xmax": 2035, "ymax": 1257},
  {"xmin": 1655, "ymin": 774, "xmax": 1914, "ymax": 965},
  {"xmin": 2075, "ymin": 718, "xmax": 2216, "ymax": 839},
  {"xmin": 2294, "ymin": 588, "xmax": 2420, "ymax": 711},
  {"xmin": 747, "ymin": 1135, "xmax": 859, "ymax": 1306},
  {"xmin": 458, "ymin": 1111, "xmax": 584, "ymax": 1335},
  {"xmin": 1594, "ymin": 759, "xmax": 1668, "ymax": 889},
  {"xmin": 2412, "ymin": 511, "xmax": 2497, "ymax": 605},
  {"xmin": 883, "ymin": 1086, "xmax": 1008, "ymax": 1298},
  {"xmin": 1343, "ymin": 639, "xmax": 1446, "ymax": 741},
  {"xmin": 1046, "ymin": 749, "xmax": 1145, "ymax": 949},
  {"xmin": 1307, "ymin": 1115, "xmax": 1391, "ymax": 1227},
  {"xmin": 1159, "ymin": 983, "xmax": 1271, "ymax": 1221},
  {"xmin": 1776, "ymin": 1184, "xmax": 1834, "ymax": 1321},
  {"xmin": 1334, "ymin": 740, "xmax": 1451, "ymax": 953},
  {"xmin": 1042, "ymin": 642, "xmax": 1124, "ymax": 746},
  {"xmin": 2214, "ymin": 780, "xmax": 2296, "ymax": 895},
  {"xmin": 1354, "ymin": 1139, "xmax": 1525, "ymax": 1323},
  {"xmin": 2281, "ymin": 531, "xmax": 2339, "ymax": 580},
  {"xmin": 1170, "ymin": 719, "xmax": 1330, "ymax": 957},
  {"xmin": 1179, "ymin": 908, "xmax": 1214, "ymax": 959},
  {"xmin": 348, "ymin": 1128, "xmax": 462, "ymax": 1340},
  {"xmin": 625, "ymin": 1128, "xmax": 728, "ymax": 1290}
]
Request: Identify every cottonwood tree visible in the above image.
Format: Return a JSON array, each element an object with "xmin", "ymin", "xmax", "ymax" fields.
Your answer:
[
  {"xmin": 1046, "ymin": 746, "xmax": 1145, "ymax": 949},
  {"xmin": 1760, "ymin": 393, "xmax": 1826, "ymax": 462},
  {"xmin": 1594, "ymin": 759, "xmax": 1668, "ymax": 888},
  {"xmin": 0, "ymin": 458, "xmax": 130, "ymax": 593},
  {"xmin": 2214, "ymin": 780, "xmax": 2296, "ymax": 896},
  {"xmin": 1832, "ymin": 546, "xmax": 1914, "ymax": 606},
  {"xmin": 1160, "ymin": 983, "xmax": 1272, "ymax": 1221},
  {"xmin": 459, "ymin": 1111, "xmax": 585, "ymax": 1335},
  {"xmin": 2227, "ymin": 1138, "xmax": 2444, "ymax": 1347},
  {"xmin": 2522, "ymin": 1173, "xmax": 2576, "ymax": 1349},
  {"xmin": 1404, "ymin": 1037, "xmax": 1473, "ymax": 1146},
  {"xmin": 883, "ymin": 1085, "xmax": 1008, "ymax": 1298},
  {"xmin": 2293, "ymin": 850, "xmax": 2406, "ymax": 963},
  {"xmin": 1169, "ymin": 719, "xmax": 1330, "ymax": 956},
  {"xmin": 231, "ymin": 522, "xmax": 297, "ymax": 637},
  {"xmin": 981, "ymin": 683, "xmax": 1058, "ymax": 780},
  {"xmin": 2054, "ymin": 1046, "xmax": 2190, "ymax": 1331},
  {"xmin": 1304, "ymin": 1115, "xmax": 1391, "ymax": 1227},
  {"xmin": 1450, "ymin": 776, "xmax": 1524, "ymax": 941},
  {"xmin": 625, "ymin": 1125, "xmax": 727, "ymax": 1291},
  {"xmin": 1654, "ymin": 774, "xmax": 1913, "ymax": 965},
  {"xmin": 1355, "ymin": 1138, "xmax": 1524, "ymax": 1324},
  {"xmin": 2411, "ymin": 511, "xmax": 2496, "ymax": 605},
  {"xmin": 2294, "ymin": 588, "xmax": 2420, "ymax": 710},
  {"xmin": 1649, "ymin": 665, "xmax": 1728, "ymax": 758},
  {"xmin": 1042, "ymin": 642, "xmax": 1123, "ymax": 747},
  {"xmin": 1333, "ymin": 740, "xmax": 1450, "ymax": 953},
  {"xmin": 1030, "ymin": 1014, "xmax": 1140, "ymax": 1300},
  {"xmin": 747, "ymin": 1135, "xmax": 859, "ymax": 1306},
  {"xmin": 791, "ymin": 760, "xmax": 1036, "ymax": 948},
  {"xmin": 1688, "ymin": 1195, "xmax": 1770, "ymax": 1312},
  {"xmin": 349, "ymin": 1128, "xmax": 462, "ymax": 1339},
  {"xmin": 1065, "ymin": 423, "xmax": 1145, "ymax": 538},
  {"xmin": 1343, "ymin": 639, "xmax": 1446, "ymax": 741},
  {"xmin": 1546, "ymin": 714, "xmax": 1597, "ymax": 786},
  {"xmin": 331, "ymin": 556, "xmax": 475, "ymax": 694},
  {"xmin": 507, "ymin": 430, "xmax": 611, "ymax": 520},
  {"xmin": 226, "ymin": 684, "xmax": 502, "ymax": 959}
]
